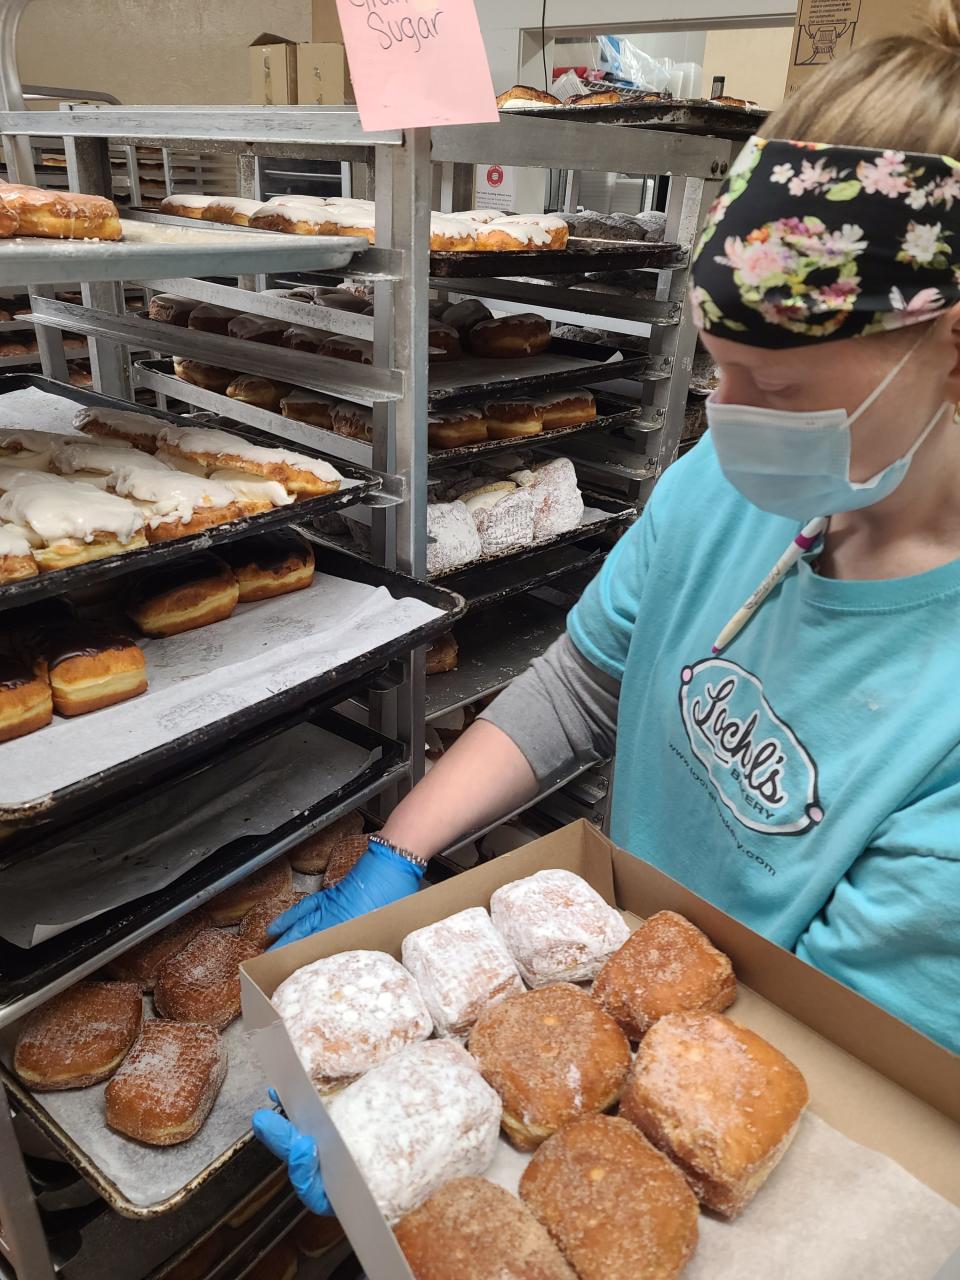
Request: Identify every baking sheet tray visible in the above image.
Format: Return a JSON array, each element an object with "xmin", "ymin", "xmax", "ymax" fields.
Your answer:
[
  {"xmin": 0, "ymin": 710, "xmax": 405, "ymax": 1023},
  {"xmin": 0, "ymin": 218, "xmax": 368, "ymax": 289},
  {"xmin": 0, "ymin": 552, "xmax": 454, "ymax": 825},
  {"xmin": 0, "ymin": 376, "xmax": 380, "ymax": 611},
  {"xmin": 430, "ymin": 236, "xmax": 682, "ymax": 277},
  {"xmin": 0, "ymin": 723, "xmax": 376, "ymax": 949},
  {"xmin": 427, "ymin": 394, "xmax": 651, "ymax": 463},
  {"xmin": 429, "ymin": 492, "xmax": 633, "ymax": 582},
  {"xmin": 501, "ymin": 95, "xmax": 767, "ymax": 137},
  {"xmin": 438, "ymin": 539, "xmax": 609, "ymax": 611},
  {"xmin": 427, "ymin": 337, "xmax": 659, "ymax": 408},
  {"xmin": 1, "ymin": 1006, "xmax": 268, "ymax": 1218}
]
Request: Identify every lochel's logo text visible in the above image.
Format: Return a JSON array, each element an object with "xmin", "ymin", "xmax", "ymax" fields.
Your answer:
[{"xmin": 678, "ymin": 659, "xmax": 823, "ymax": 835}]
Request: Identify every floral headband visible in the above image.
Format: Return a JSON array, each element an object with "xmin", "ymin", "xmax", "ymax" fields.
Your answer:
[{"xmin": 691, "ymin": 136, "xmax": 960, "ymax": 347}]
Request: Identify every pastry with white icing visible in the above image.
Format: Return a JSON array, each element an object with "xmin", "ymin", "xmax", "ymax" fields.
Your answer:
[
  {"xmin": 327, "ymin": 1039, "xmax": 501, "ymax": 1222},
  {"xmin": 157, "ymin": 426, "xmax": 341, "ymax": 497},
  {"xmin": 0, "ymin": 522, "xmax": 38, "ymax": 581},
  {"xmin": 73, "ymin": 406, "xmax": 175, "ymax": 452},
  {"xmin": 454, "ymin": 208, "xmax": 507, "ymax": 225},
  {"xmin": 110, "ymin": 468, "xmax": 242, "ymax": 541},
  {"xmin": 477, "ymin": 214, "xmax": 568, "ymax": 251},
  {"xmin": 272, "ymin": 949, "xmax": 432, "ymax": 1093},
  {"xmin": 210, "ymin": 468, "xmax": 294, "ymax": 513},
  {"xmin": 401, "ymin": 906, "xmax": 524, "ymax": 1039},
  {"xmin": 52, "ymin": 441, "xmax": 171, "ymax": 482},
  {"xmin": 429, "ymin": 213, "xmax": 476, "ymax": 252},
  {"xmin": 490, "ymin": 869, "xmax": 630, "ymax": 986},
  {"xmin": 0, "ymin": 481, "xmax": 147, "ymax": 570}
]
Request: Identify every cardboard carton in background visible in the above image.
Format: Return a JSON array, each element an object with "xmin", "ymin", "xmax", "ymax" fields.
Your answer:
[
  {"xmin": 249, "ymin": 34, "xmax": 298, "ymax": 106},
  {"xmin": 785, "ymin": 0, "xmax": 923, "ymax": 96},
  {"xmin": 242, "ymin": 821, "xmax": 960, "ymax": 1280},
  {"xmin": 296, "ymin": 43, "xmax": 354, "ymax": 106}
]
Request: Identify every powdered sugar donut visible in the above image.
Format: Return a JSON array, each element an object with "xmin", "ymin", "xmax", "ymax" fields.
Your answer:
[
  {"xmin": 327, "ymin": 1039, "xmax": 501, "ymax": 1221},
  {"xmin": 401, "ymin": 906, "xmax": 524, "ymax": 1038},
  {"xmin": 465, "ymin": 485, "xmax": 536, "ymax": 557},
  {"xmin": 513, "ymin": 457, "xmax": 584, "ymax": 541},
  {"xmin": 272, "ymin": 950, "xmax": 432, "ymax": 1092},
  {"xmin": 426, "ymin": 500, "xmax": 481, "ymax": 575},
  {"xmin": 490, "ymin": 869, "xmax": 630, "ymax": 986}
]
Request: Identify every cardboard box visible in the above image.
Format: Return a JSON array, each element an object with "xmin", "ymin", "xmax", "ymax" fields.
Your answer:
[
  {"xmin": 311, "ymin": 0, "xmax": 344, "ymax": 43},
  {"xmin": 785, "ymin": 0, "xmax": 922, "ymax": 96},
  {"xmin": 249, "ymin": 33, "xmax": 298, "ymax": 106},
  {"xmin": 242, "ymin": 821, "xmax": 960, "ymax": 1280},
  {"xmin": 296, "ymin": 42, "xmax": 354, "ymax": 106}
]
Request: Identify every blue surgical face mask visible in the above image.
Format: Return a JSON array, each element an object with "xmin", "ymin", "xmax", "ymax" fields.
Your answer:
[{"xmin": 705, "ymin": 335, "xmax": 949, "ymax": 521}]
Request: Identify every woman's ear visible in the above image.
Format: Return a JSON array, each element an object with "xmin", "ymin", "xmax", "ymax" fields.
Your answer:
[{"xmin": 939, "ymin": 303, "xmax": 960, "ymax": 402}]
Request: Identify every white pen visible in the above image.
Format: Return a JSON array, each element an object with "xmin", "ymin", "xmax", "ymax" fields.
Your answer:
[{"xmin": 712, "ymin": 516, "xmax": 828, "ymax": 655}]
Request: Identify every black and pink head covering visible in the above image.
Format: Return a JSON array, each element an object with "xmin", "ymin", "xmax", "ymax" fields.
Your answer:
[{"xmin": 691, "ymin": 135, "xmax": 960, "ymax": 347}]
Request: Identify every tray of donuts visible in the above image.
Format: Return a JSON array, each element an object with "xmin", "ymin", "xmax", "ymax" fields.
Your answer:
[
  {"xmin": 0, "ymin": 544, "xmax": 459, "ymax": 830},
  {"xmin": 425, "ymin": 462, "xmax": 634, "ymax": 580},
  {"xmin": 243, "ymin": 824, "xmax": 960, "ymax": 1280},
  {"xmin": 0, "ymin": 374, "xmax": 383, "ymax": 608},
  {"xmin": 155, "ymin": 192, "xmax": 671, "ymax": 269},
  {"xmin": 0, "ymin": 807, "xmax": 386, "ymax": 1218},
  {"xmin": 426, "ymin": 390, "xmax": 651, "ymax": 458}
]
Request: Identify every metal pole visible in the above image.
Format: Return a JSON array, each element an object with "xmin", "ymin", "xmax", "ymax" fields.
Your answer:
[
  {"xmin": 63, "ymin": 134, "xmax": 131, "ymax": 399},
  {"xmin": 0, "ymin": 0, "xmax": 36, "ymax": 185},
  {"xmin": 645, "ymin": 172, "xmax": 722, "ymax": 484},
  {"xmin": 0, "ymin": 1102, "xmax": 56, "ymax": 1280}
]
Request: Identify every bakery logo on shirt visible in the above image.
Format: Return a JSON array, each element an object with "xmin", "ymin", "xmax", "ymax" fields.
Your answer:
[{"xmin": 678, "ymin": 658, "xmax": 823, "ymax": 835}]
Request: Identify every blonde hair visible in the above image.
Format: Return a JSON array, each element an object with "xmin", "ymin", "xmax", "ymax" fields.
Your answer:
[{"xmin": 761, "ymin": 0, "xmax": 960, "ymax": 154}]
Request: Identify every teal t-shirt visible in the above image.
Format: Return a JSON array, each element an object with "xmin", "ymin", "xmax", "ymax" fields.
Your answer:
[{"xmin": 568, "ymin": 436, "xmax": 960, "ymax": 1050}]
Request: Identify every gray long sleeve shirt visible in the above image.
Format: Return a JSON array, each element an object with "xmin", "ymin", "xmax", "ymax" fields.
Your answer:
[{"xmin": 478, "ymin": 632, "xmax": 620, "ymax": 785}]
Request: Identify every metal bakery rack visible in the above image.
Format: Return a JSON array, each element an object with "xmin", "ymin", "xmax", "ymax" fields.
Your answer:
[{"xmin": 0, "ymin": 75, "xmax": 734, "ymax": 1280}]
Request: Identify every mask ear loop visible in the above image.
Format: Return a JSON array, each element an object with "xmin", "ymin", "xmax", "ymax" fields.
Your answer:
[{"xmin": 845, "ymin": 327, "xmax": 931, "ymax": 428}]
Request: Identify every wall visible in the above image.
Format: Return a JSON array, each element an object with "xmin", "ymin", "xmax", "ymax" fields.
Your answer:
[
  {"xmin": 15, "ymin": 0, "xmax": 310, "ymax": 105},
  {"xmin": 701, "ymin": 25, "xmax": 794, "ymax": 108},
  {"xmin": 11, "ymin": 0, "xmax": 797, "ymax": 107},
  {"xmin": 477, "ymin": 0, "xmax": 796, "ymax": 91}
]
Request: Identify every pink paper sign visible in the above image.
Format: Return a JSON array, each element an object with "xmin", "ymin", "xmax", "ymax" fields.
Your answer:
[{"xmin": 336, "ymin": 0, "xmax": 499, "ymax": 131}]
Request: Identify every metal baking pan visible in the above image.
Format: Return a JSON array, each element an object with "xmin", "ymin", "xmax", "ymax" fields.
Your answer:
[
  {"xmin": 427, "ymin": 393, "xmax": 654, "ymax": 463},
  {"xmin": 430, "ymin": 236, "xmax": 683, "ymax": 277},
  {"xmin": 0, "ymin": 218, "xmax": 368, "ymax": 289},
  {"xmin": 0, "ymin": 707, "xmax": 404, "ymax": 1023},
  {"xmin": 149, "ymin": 1188, "xmax": 305, "ymax": 1280},
  {"xmin": 426, "ymin": 594, "xmax": 567, "ymax": 723},
  {"xmin": 0, "ymin": 374, "xmax": 382, "ymax": 611},
  {"xmin": 440, "ymin": 538, "xmax": 611, "ymax": 612},
  {"xmin": 501, "ymin": 95, "xmax": 767, "ymax": 137},
  {"xmin": 428, "ymin": 337, "xmax": 666, "ymax": 409},
  {"xmin": 0, "ymin": 544, "xmax": 461, "ymax": 831},
  {"xmin": 134, "ymin": 358, "xmax": 374, "ymax": 468},
  {"xmin": 430, "ymin": 491, "xmax": 634, "ymax": 583}
]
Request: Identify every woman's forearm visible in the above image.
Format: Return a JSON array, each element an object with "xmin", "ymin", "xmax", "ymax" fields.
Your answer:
[{"xmin": 380, "ymin": 719, "xmax": 538, "ymax": 860}]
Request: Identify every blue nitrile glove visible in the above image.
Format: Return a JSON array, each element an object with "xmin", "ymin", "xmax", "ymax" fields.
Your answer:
[
  {"xmin": 267, "ymin": 835, "xmax": 424, "ymax": 949},
  {"xmin": 252, "ymin": 1103, "xmax": 332, "ymax": 1215}
]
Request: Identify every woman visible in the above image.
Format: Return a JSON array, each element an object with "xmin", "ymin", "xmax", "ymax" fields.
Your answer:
[{"xmin": 255, "ymin": 0, "xmax": 960, "ymax": 1205}]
